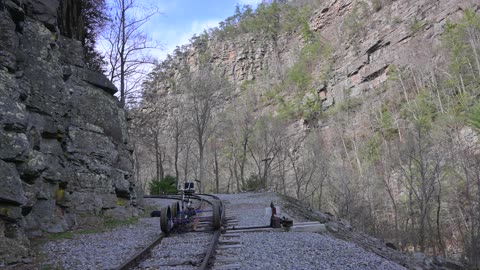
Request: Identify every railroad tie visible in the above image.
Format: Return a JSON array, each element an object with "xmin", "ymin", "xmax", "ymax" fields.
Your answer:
[
  {"xmin": 211, "ymin": 210, "xmax": 243, "ymax": 270},
  {"xmin": 211, "ymin": 263, "xmax": 242, "ymax": 270}
]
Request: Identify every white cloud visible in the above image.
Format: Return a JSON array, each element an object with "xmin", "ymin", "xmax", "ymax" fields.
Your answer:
[{"xmin": 151, "ymin": 19, "xmax": 221, "ymax": 61}]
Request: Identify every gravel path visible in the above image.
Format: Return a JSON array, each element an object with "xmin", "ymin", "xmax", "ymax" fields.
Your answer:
[
  {"xmin": 137, "ymin": 232, "xmax": 212, "ymax": 269},
  {"xmin": 216, "ymin": 192, "xmax": 406, "ymax": 270},
  {"xmin": 238, "ymin": 232, "xmax": 404, "ymax": 270},
  {"xmin": 27, "ymin": 193, "xmax": 408, "ymax": 270},
  {"xmin": 39, "ymin": 218, "xmax": 160, "ymax": 270},
  {"xmin": 32, "ymin": 198, "xmax": 180, "ymax": 270}
]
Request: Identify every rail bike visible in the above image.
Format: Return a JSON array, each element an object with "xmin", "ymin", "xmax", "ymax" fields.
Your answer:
[{"xmin": 157, "ymin": 182, "xmax": 223, "ymax": 234}]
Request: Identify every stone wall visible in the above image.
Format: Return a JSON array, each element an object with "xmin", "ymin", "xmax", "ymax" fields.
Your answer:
[{"xmin": 0, "ymin": 0, "xmax": 137, "ymax": 265}]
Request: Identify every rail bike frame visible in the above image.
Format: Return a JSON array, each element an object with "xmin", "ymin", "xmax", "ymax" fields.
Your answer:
[{"xmin": 160, "ymin": 182, "xmax": 222, "ymax": 234}]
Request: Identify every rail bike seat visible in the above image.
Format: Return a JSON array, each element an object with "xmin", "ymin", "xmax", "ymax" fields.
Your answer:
[{"xmin": 184, "ymin": 182, "xmax": 195, "ymax": 196}]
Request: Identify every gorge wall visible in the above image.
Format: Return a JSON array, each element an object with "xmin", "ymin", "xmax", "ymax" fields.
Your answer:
[
  {"xmin": 142, "ymin": 0, "xmax": 480, "ymax": 179},
  {"xmin": 137, "ymin": 0, "xmax": 480, "ymax": 264},
  {"xmin": 158, "ymin": 0, "xmax": 479, "ymax": 112},
  {"xmin": 0, "ymin": 0, "xmax": 137, "ymax": 265}
]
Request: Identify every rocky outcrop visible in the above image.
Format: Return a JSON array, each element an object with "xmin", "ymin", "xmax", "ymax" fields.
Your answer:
[
  {"xmin": 0, "ymin": 0, "xmax": 136, "ymax": 266},
  {"xmin": 154, "ymin": 0, "xmax": 479, "ymax": 123},
  {"xmin": 310, "ymin": 0, "xmax": 480, "ymax": 108}
]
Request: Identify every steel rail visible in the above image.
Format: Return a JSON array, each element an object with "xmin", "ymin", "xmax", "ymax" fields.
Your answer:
[
  {"xmin": 115, "ymin": 194, "xmax": 224, "ymax": 270},
  {"xmin": 197, "ymin": 194, "xmax": 225, "ymax": 270},
  {"xmin": 115, "ymin": 233, "xmax": 165, "ymax": 270},
  {"xmin": 199, "ymin": 229, "xmax": 222, "ymax": 270}
]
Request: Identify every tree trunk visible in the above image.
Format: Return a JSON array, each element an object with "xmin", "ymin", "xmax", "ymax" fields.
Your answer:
[
  {"xmin": 214, "ymin": 147, "xmax": 219, "ymax": 193},
  {"xmin": 234, "ymin": 160, "xmax": 241, "ymax": 193},
  {"xmin": 119, "ymin": 0, "xmax": 126, "ymax": 107},
  {"xmin": 436, "ymin": 178, "xmax": 445, "ymax": 257},
  {"xmin": 184, "ymin": 142, "xmax": 191, "ymax": 183},
  {"xmin": 153, "ymin": 131, "xmax": 160, "ymax": 181},
  {"xmin": 198, "ymin": 142, "xmax": 205, "ymax": 193},
  {"xmin": 174, "ymin": 133, "xmax": 180, "ymax": 181},
  {"xmin": 240, "ymin": 139, "xmax": 248, "ymax": 188},
  {"xmin": 227, "ymin": 166, "xmax": 233, "ymax": 194},
  {"xmin": 318, "ymin": 178, "xmax": 324, "ymax": 210}
]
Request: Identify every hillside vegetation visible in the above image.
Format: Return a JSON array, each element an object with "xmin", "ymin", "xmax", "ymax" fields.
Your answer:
[{"xmin": 132, "ymin": 0, "xmax": 480, "ymax": 267}]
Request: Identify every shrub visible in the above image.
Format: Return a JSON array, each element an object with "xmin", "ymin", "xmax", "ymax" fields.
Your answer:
[
  {"xmin": 148, "ymin": 175, "xmax": 178, "ymax": 195},
  {"xmin": 360, "ymin": 134, "xmax": 381, "ymax": 163},
  {"xmin": 244, "ymin": 174, "xmax": 264, "ymax": 191},
  {"xmin": 302, "ymin": 92, "xmax": 322, "ymax": 122},
  {"xmin": 410, "ymin": 19, "xmax": 426, "ymax": 34},
  {"xmin": 380, "ymin": 108, "xmax": 398, "ymax": 139},
  {"xmin": 343, "ymin": 1, "xmax": 369, "ymax": 37},
  {"xmin": 277, "ymin": 97, "xmax": 298, "ymax": 120}
]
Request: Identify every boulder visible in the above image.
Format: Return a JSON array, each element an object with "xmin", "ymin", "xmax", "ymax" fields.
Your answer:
[
  {"xmin": 16, "ymin": 150, "xmax": 47, "ymax": 182},
  {"xmin": 0, "ymin": 221, "xmax": 29, "ymax": 266},
  {"xmin": 0, "ymin": 132, "xmax": 29, "ymax": 162},
  {"xmin": 0, "ymin": 10, "xmax": 18, "ymax": 71},
  {"xmin": 25, "ymin": 0, "xmax": 59, "ymax": 31},
  {"xmin": 70, "ymin": 86, "xmax": 129, "ymax": 144},
  {"xmin": 68, "ymin": 191, "xmax": 104, "ymax": 215},
  {"xmin": 66, "ymin": 127, "xmax": 118, "ymax": 166},
  {"xmin": 101, "ymin": 193, "xmax": 118, "ymax": 209},
  {"xmin": 0, "ymin": 204, "xmax": 22, "ymax": 221},
  {"xmin": 24, "ymin": 199, "xmax": 69, "ymax": 233},
  {"xmin": 0, "ymin": 99, "xmax": 27, "ymax": 132},
  {"xmin": 57, "ymin": 36, "xmax": 84, "ymax": 67},
  {"xmin": 39, "ymin": 154, "xmax": 66, "ymax": 183},
  {"xmin": 75, "ymin": 67, "xmax": 118, "ymax": 95},
  {"xmin": 112, "ymin": 170, "xmax": 131, "ymax": 198},
  {"xmin": 0, "ymin": 160, "xmax": 26, "ymax": 205}
]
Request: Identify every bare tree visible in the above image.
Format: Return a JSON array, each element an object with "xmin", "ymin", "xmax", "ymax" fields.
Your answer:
[
  {"xmin": 103, "ymin": 0, "xmax": 160, "ymax": 106},
  {"xmin": 248, "ymin": 115, "xmax": 285, "ymax": 189},
  {"xmin": 287, "ymin": 135, "xmax": 316, "ymax": 200},
  {"xmin": 398, "ymin": 122, "xmax": 442, "ymax": 252},
  {"xmin": 132, "ymin": 105, "xmax": 167, "ymax": 183},
  {"xmin": 179, "ymin": 67, "xmax": 232, "ymax": 192}
]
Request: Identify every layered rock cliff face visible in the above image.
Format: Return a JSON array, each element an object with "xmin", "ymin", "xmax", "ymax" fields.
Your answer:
[
  {"xmin": 148, "ymin": 1, "xmax": 479, "ymax": 148},
  {"xmin": 162, "ymin": 0, "xmax": 478, "ymax": 109},
  {"xmin": 310, "ymin": 0, "xmax": 478, "ymax": 107},
  {"xmin": 0, "ymin": 0, "xmax": 136, "ymax": 265}
]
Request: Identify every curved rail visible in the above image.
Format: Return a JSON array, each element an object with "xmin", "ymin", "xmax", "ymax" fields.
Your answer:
[
  {"xmin": 197, "ymin": 194, "xmax": 225, "ymax": 270},
  {"xmin": 116, "ymin": 194, "xmax": 224, "ymax": 270}
]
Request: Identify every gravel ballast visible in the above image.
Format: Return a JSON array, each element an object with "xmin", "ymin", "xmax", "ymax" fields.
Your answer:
[
  {"xmin": 32, "ymin": 198, "xmax": 181, "ymax": 270},
  {"xmin": 38, "ymin": 218, "xmax": 160, "ymax": 270},
  {"xmin": 238, "ymin": 231, "xmax": 404, "ymax": 270},
  {"xmin": 217, "ymin": 192, "xmax": 294, "ymax": 227},
  {"xmin": 26, "ymin": 193, "xmax": 409, "ymax": 269},
  {"xmin": 217, "ymin": 192, "xmax": 406, "ymax": 270},
  {"xmin": 137, "ymin": 232, "xmax": 212, "ymax": 269}
]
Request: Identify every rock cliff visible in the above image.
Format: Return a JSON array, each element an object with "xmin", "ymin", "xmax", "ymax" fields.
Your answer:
[
  {"xmin": 0, "ymin": 0, "xmax": 136, "ymax": 265},
  {"xmin": 158, "ymin": 0, "xmax": 478, "ymax": 111},
  {"xmin": 137, "ymin": 0, "xmax": 480, "ymax": 266},
  {"xmin": 310, "ymin": 0, "xmax": 478, "ymax": 107}
]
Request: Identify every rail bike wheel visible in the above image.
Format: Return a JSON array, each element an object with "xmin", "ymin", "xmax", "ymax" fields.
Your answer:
[
  {"xmin": 212, "ymin": 202, "xmax": 222, "ymax": 230},
  {"xmin": 171, "ymin": 202, "xmax": 179, "ymax": 218},
  {"xmin": 160, "ymin": 206, "xmax": 173, "ymax": 234}
]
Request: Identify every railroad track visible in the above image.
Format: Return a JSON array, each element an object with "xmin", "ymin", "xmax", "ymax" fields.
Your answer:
[
  {"xmin": 115, "ymin": 194, "xmax": 225, "ymax": 270},
  {"xmin": 210, "ymin": 202, "xmax": 243, "ymax": 270}
]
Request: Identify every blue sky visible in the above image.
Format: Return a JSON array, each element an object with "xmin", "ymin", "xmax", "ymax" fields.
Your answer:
[{"xmin": 144, "ymin": 0, "xmax": 262, "ymax": 61}]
